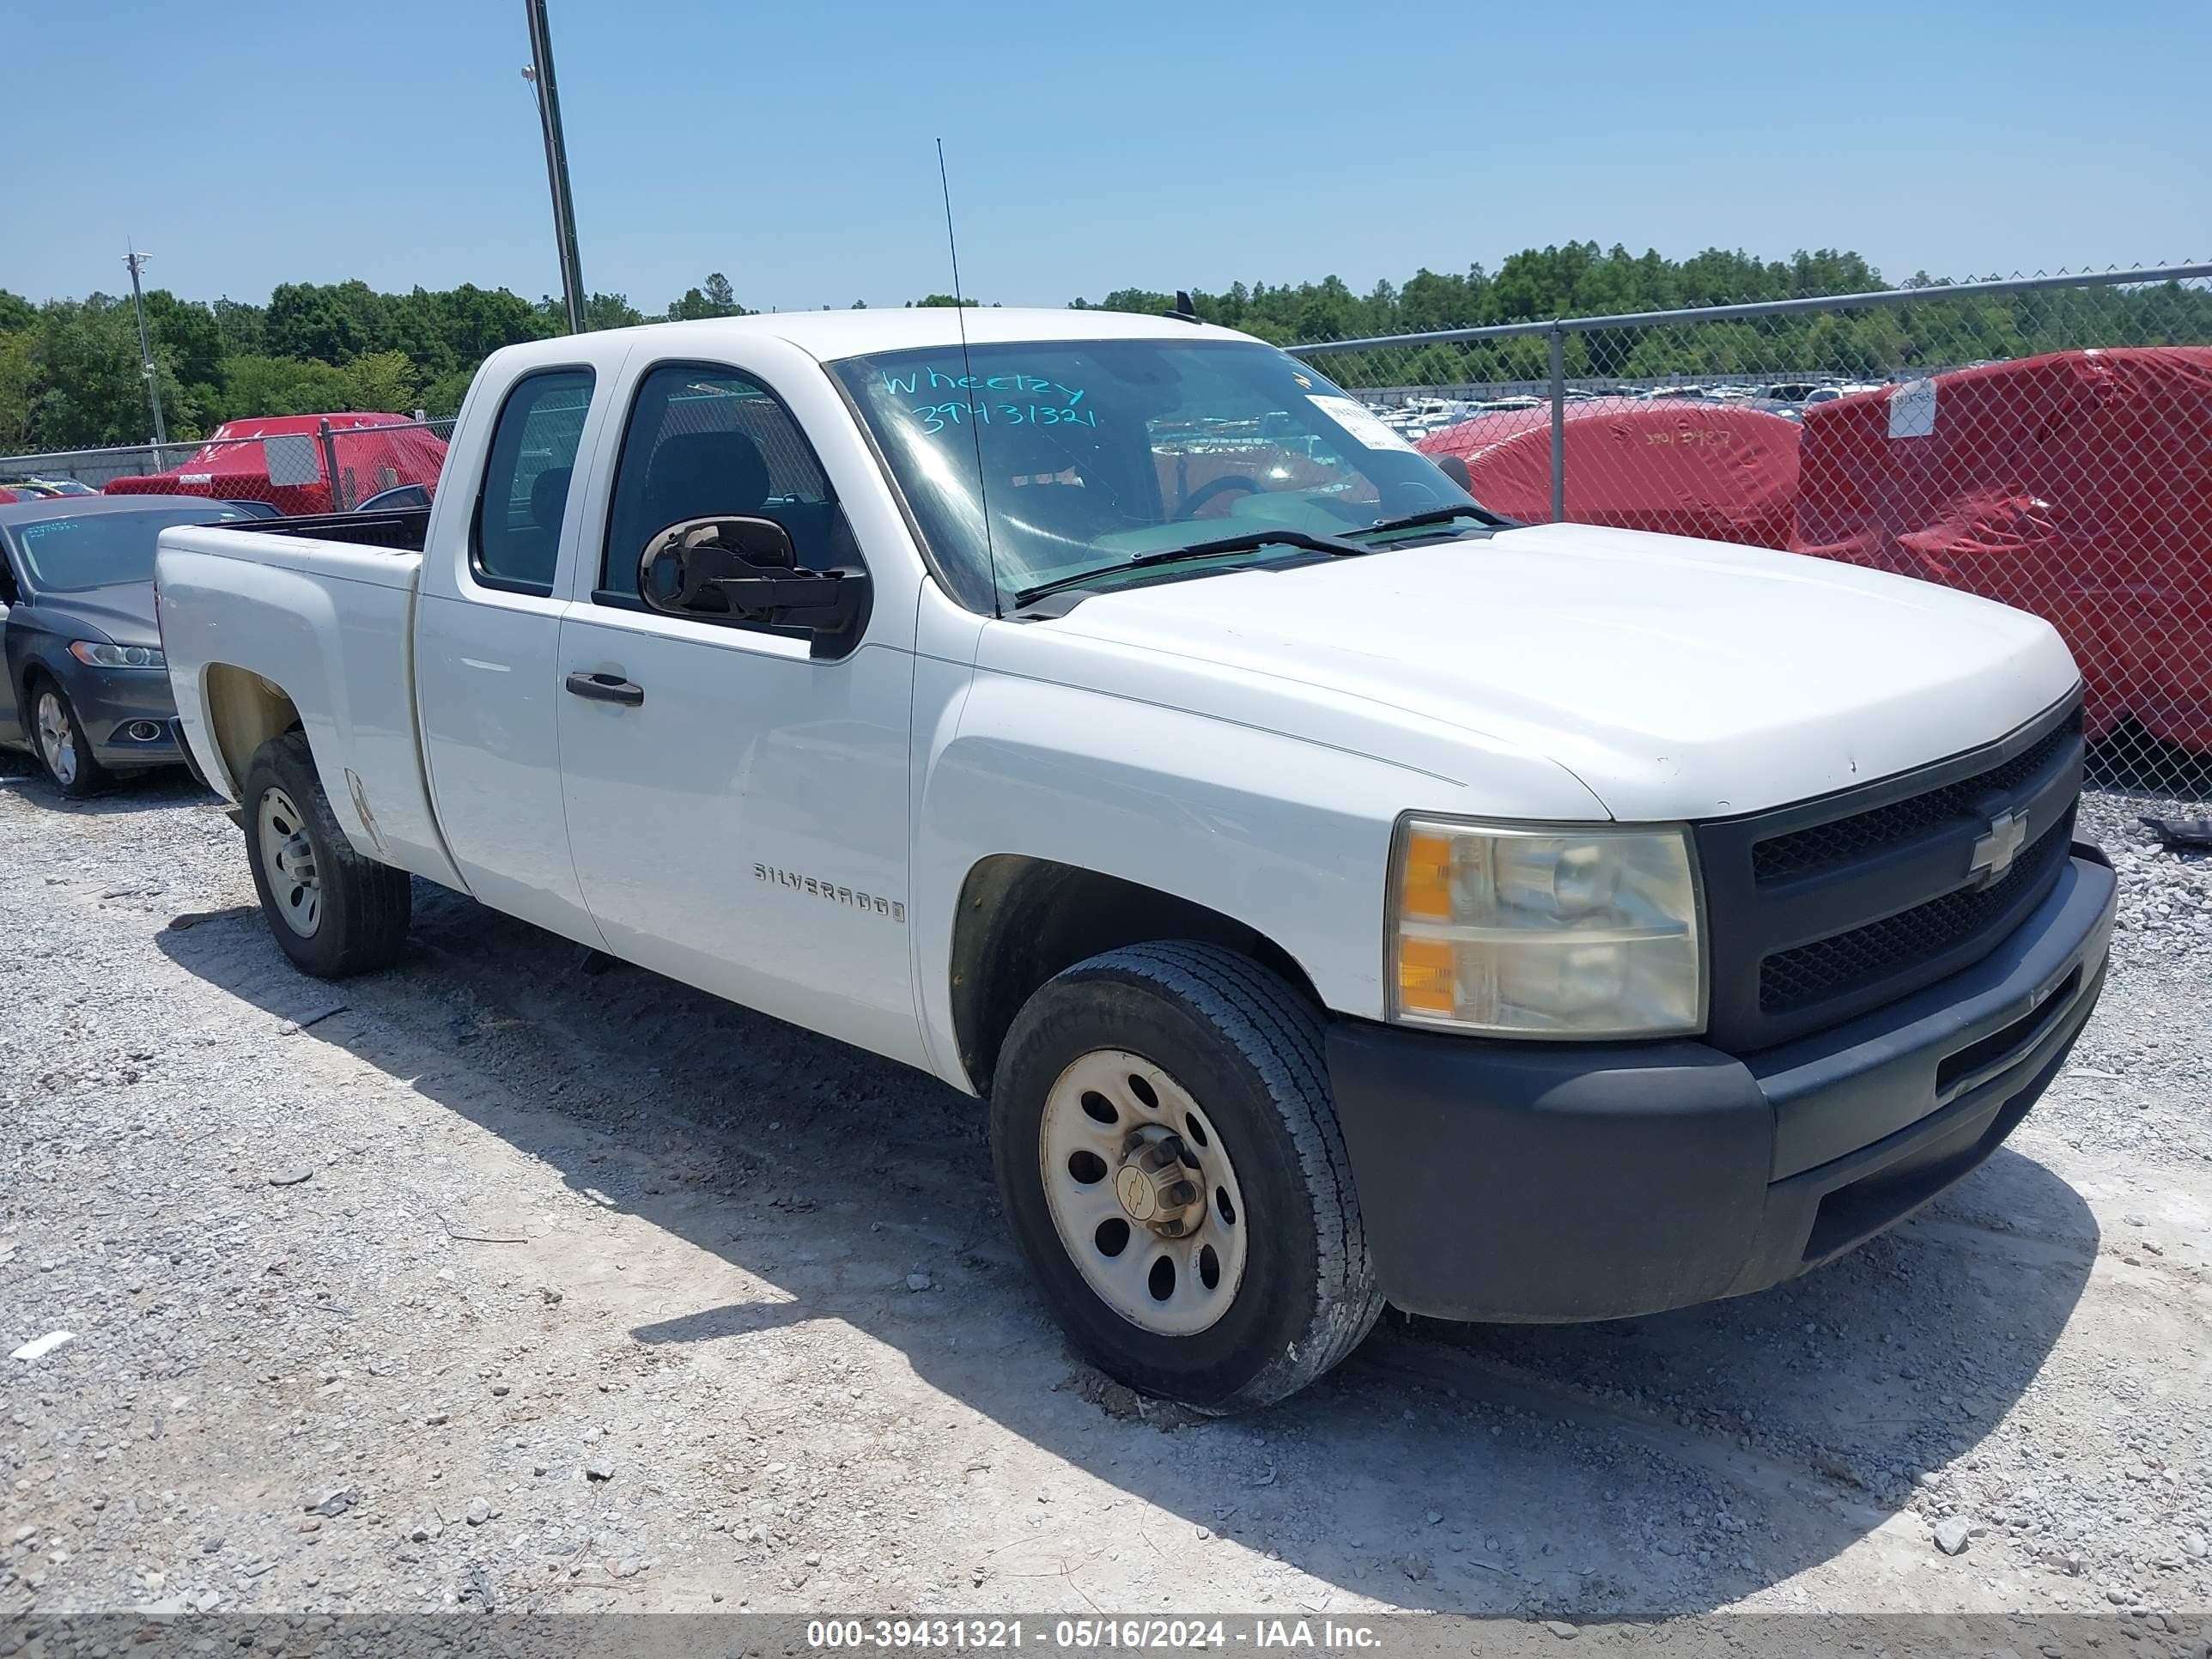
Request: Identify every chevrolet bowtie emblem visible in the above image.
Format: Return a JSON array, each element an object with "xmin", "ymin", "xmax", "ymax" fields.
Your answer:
[{"xmin": 1968, "ymin": 809, "xmax": 2029, "ymax": 883}]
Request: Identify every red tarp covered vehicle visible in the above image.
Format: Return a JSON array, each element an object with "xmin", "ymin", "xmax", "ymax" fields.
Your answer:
[
  {"xmin": 1418, "ymin": 399, "xmax": 1802, "ymax": 550},
  {"xmin": 103, "ymin": 414, "xmax": 447, "ymax": 516},
  {"xmin": 1791, "ymin": 348, "xmax": 2212, "ymax": 748}
]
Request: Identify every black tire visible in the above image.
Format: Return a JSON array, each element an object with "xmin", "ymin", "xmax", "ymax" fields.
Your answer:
[
  {"xmin": 241, "ymin": 730, "xmax": 411, "ymax": 977},
  {"xmin": 991, "ymin": 941, "xmax": 1382, "ymax": 1413},
  {"xmin": 27, "ymin": 676, "xmax": 113, "ymax": 799}
]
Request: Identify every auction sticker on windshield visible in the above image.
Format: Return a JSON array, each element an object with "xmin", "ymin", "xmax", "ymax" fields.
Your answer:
[{"xmin": 1308, "ymin": 394, "xmax": 1415, "ymax": 452}]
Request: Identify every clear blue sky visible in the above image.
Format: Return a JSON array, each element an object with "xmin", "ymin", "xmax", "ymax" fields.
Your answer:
[{"xmin": 9, "ymin": 0, "xmax": 2208, "ymax": 312}]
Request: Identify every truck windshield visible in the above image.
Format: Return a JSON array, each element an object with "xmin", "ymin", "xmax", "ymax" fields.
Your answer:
[
  {"xmin": 9, "ymin": 503, "xmax": 251, "ymax": 592},
  {"xmin": 830, "ymin": 337, "xmax": 1485, "ymax": 611}
]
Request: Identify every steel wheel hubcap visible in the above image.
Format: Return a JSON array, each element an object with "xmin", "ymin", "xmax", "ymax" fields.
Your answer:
[
  {"xmin": 258, "ymin": 787, "xmax": 322, "ymax": 936},
  {"xmin": 1040, "ymin": 1048, "xmax": 1249, "ymax": 1337},
  {"xmin": 34, "ymin": 692, "xmax": 76, "ymax": 786}
]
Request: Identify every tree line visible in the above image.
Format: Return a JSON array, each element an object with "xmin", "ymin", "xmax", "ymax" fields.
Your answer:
[
  {"xmin": 4, "ymin": 244, "xmax": 2206, "ymax": 454},
  {"xmin": 1083, "ymin": 246, "xmax": 2212, "ymax": 389},
  {"xmin": 0, "ymin": 275, "xmax": 751, "ymax": 453}
]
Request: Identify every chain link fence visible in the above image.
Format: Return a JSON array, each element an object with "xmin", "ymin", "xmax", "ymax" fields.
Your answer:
[
  {"xmin": 1, "ymin": 416, "xmax": 455, "ymax": 515},
  {"xmin": 1291, "ymin": 264, "xmax": 2212, "ymax": 811}
]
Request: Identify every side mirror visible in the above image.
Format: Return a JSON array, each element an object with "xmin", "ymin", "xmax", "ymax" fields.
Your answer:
[
  {"xmin": 640, "ymin": 516, "xmax": 796, "ymax": 613},
  {"xmin": 638, "ymin": 515, "xmax": 870, "ymax": 645}
]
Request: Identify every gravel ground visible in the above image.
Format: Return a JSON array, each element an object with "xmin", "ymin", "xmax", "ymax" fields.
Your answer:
[{"xmin": 2, "ymin": 757, "xmax": 2208, "ymax": 1626}]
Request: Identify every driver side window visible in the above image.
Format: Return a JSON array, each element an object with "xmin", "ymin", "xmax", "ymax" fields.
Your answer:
[{"xmin": 597, "ymin": 362, "xmax": 851, "ymax": 607}]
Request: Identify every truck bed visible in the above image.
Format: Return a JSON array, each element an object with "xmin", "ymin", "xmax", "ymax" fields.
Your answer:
[
  {"xmin": 154, "ymin": 517, "xmax": 463, "ymax": 893},
  {"xmin": 216, "ymin": 504, "xmax": 431, "ymax": 553}
]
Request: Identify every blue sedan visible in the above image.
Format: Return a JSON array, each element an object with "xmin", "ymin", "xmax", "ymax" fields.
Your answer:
[{"xmin": 0, "ymin": 496, "xmax": 254, "ymax": 797}]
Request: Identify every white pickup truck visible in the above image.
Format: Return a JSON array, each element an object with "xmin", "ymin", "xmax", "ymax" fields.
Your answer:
[{"xmin": 155, "ymin": 308, "xmax": 2116, "ymax": 1411}]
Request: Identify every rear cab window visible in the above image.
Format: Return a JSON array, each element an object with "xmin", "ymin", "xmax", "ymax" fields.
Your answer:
[{"xmin": 471, "ymin": 368, "xmax": 595, "ymax": 595}]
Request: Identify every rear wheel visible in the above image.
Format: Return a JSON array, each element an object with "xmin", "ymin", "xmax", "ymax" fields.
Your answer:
[
  {"xmin": 32, "ymin": 680, "xmax": 112, "ymax": 799},
  {"xmin": 242, "ymin": 731, "xmax": 411, "ymax": 977},
  {"xmin": 991, "ymin": 941, "xmax": 1382, "ymax": 1413}
]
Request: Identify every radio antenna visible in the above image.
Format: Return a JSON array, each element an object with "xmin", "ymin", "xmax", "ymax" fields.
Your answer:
[{"xmin": 937, "ymin": 138, "xmax": 1002, "ymax": 618}]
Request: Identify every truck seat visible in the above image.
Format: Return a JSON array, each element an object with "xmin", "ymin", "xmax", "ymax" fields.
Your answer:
[{"xmin": 639, "ymin": 430, "xmax": 771, "ymax": 533}]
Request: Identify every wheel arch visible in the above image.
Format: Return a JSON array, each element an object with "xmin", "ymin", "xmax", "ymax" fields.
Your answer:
[
  {"xmin": 947, "ymin": 854, "xmax": 1325, "ymax": 1097},
  {"xmin": 17, "ymin": 657, "xmax": 64, "ymax": 753},
  {"xmin": 17, "ymin": 653, "xmax": 57, "ymax": 703},
  {"xmin": 200, "ymin": 663, "xmax": 302, "ymax": 799}
]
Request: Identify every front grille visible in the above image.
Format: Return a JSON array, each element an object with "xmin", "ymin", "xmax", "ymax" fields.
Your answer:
[
  {"xmin": 1759, "ymin": 815, "xmax": 2074, "ymax": 1013},
  {"xmin": 1694, "ymin": 693, "xmax": 2087, "ymax": 1052},
  {"xmin": 1753, "ymin": 707, "xmax": 2083, "ymax": 883}
]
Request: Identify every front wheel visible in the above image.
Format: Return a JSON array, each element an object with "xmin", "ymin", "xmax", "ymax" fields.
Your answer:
[
  {"xmin": 242, "ymin": 731, "xmax": 411, "ymax": 977},
  {"xmin": 991, "ymin": 942, "xmax": 1382, "ymax": 1413},
  {"xmin": 32, "ymin": 681, "xmax": 112, "ymax": 799}
]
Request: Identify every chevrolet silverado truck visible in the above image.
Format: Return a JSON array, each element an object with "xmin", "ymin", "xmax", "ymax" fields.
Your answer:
[{"xmin": 153, "ymin": 309, "xmax": 2117, "ymax": 1411}]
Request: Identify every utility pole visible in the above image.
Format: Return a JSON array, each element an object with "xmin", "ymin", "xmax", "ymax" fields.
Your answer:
[
  {"xmin": 521, "ymin": 0, "xmax": 586, "ymax": 335},
  {"xmin": 123, "ymin": 245, "xmax": 168, "ymax": 447}
]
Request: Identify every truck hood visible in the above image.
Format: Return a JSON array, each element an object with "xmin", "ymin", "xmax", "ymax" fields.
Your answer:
[{"xmin": 1016, "ymin": 523, "xmax": 2081, "ymax": 820}]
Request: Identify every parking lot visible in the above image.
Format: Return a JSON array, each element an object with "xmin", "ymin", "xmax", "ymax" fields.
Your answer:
[{"xmin": 3, "ymin": 758, "xmax": 2209, "ymax": 1623}]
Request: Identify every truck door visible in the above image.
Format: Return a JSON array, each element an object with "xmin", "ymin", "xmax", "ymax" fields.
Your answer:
[
  {"xmin": 416, "ymin": 362, "xmax": 611, "ymax": 949},
  {"xmin": 555, "ymin": 356, "xmax": 926, "ymax": 1068}
]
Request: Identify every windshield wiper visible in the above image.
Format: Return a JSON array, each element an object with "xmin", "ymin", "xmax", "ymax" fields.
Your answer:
[
  {"xmin": 1011, "ymin": 528, "xmax": 1371, "ymax": 607},
  {"xmin": 1350, "ymin": 503, "xmax": 1512, "ymax": 539}
]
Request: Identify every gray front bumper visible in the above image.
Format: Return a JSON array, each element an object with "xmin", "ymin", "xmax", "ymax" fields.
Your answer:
[{"xmin": 1324, "ymin": 845, "xmax": 2117, "ymax": 1323}]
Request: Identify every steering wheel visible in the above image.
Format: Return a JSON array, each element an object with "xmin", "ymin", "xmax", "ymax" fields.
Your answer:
[{"xmin": 1174, "ymin": 473, "xmax": 1262, "ymax": 521}]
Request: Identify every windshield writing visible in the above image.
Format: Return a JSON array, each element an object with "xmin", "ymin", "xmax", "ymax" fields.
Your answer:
[
  {"xmin": 13, "ymin": 506, "xmax": 246, "ymax": 592},
  {"xmin": 834, "ymin": 338, "xmax": 1479, "ymax": 611},
  {"xmin": 880, "ymin": 366, "xmax": 1096, "ymax": 437}
]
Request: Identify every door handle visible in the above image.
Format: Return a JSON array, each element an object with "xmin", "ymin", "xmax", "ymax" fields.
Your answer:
[{"xmin": 565, "ymin": 671, "xmax": 644, "ymax": 707}]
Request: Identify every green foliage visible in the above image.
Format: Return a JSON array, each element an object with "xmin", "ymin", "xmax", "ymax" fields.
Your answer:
[
  {"xmin": 527, "ymin": 292, "xmax": 649, "ymax": 334},
  {"xmin": 342, "ymin": 349, "xmax": 421, "ymax": 414},
  {"xmin": 206, "ymin": 351, "xmax": 422, "ymax": 422},
  {"xmin": 210, "ymin": 297, "xmax": 264, "ymax": 356},
  {"xmin": 1070, "ymin": 248, "xmax": 2212, "ymax": 391},
  {"xmin": 140, "ymin": 289, "xmax": 226, "ymax": 391},
  {"xmin": 264, "ymin": 279, "xmax": 386, "ymax": 363},
  {"xmin": 580, "ymin": 292, "xmax": 647, "ymax": 331},
  {"xmin": 1073, "ymin": 246, "xmax": 1897, "ymax": 341},
  {"xmin": 6, "ymin": 249, "xmax": 2208, "ymax": 457},
  {"xmin": 0, "ymin": 276, "xmax": 556, "ymax": 453},
  {"xmin": 15, "ymin": 296, "xmax": 198, "ymax": 450},
  {"xmin": 666, "ymin": 273, "xmax": 747, "ymax": 321},
  {"xmin": 421, "ymin": 368, "xmax": 478, "ymax": 422},
  {"xmin": 210, "ymin": 355, "xmax": 357, "ymax": 421},
  {"xmin": 0, "ymin": 332, "xmax": 36, "ymax": 451},
  {"xmin": 1067, "ymin": 245, "xmax": 2212, "ymax": 392}
]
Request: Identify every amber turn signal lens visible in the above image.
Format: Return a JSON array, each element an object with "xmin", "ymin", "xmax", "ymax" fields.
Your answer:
[
  {"xmin": 1399, "ymin": 831, "xmax": 1455, "ymax": 921},
  {"xmin": 1395, "ymin": 937, "xmax": 1457, "ymax": 1013}
]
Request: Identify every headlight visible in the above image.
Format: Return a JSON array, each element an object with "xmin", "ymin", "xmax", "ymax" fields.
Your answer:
[
  {"xmin": 70, "ymin": 641, "xmax": 166, "ymax": 669},
  {"xmin": 1388, "ymin": 816, "xmax": 1705, "ymax": 1038}
]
